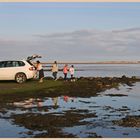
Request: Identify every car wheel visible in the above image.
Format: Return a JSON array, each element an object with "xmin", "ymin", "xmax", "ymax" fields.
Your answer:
[{"xmin": 15, "ymin": 73, "xmax": 27, "ymax": 83}]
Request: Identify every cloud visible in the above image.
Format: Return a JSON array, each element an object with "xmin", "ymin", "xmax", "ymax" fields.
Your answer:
[
  {"xmin": 33, "ymin": 27, "xmax": 140, "ymax": 60},
  {"xmin": 0, "ymin": 27, "xmax": 140, "ymax": 61},
  {"xmin": 34, "ymin": 29, "xmax": 95, "ymax": 39},
  {"xmin": 112, "ymin": 27, "xmax": 140, "ymax": 33},
  {"xmin": 34, "ymin": 27, "xmax": 140, "ymax": 53}
]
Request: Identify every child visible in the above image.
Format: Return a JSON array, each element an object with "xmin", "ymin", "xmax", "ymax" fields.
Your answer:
[
  {"xmin": 69, "ymin": 65, "xmax": 75, "ymax": 82},
  {"xmin": 63, "ymin": 64, "xmax": 69, "ymax": 81}
]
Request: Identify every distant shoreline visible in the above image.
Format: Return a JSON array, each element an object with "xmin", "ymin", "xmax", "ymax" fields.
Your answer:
[{"xmin": 41, "ymin": 61, "xmax": 140, "ymax": 65}]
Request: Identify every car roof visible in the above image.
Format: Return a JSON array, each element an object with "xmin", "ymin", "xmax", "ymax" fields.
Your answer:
[
  {"xmin": 0, "ymin": 60, "xmax": 26, "ymax": 62},
  {"xmin": 1, "ymin": 60, "xmax": 26, "ymax": 61}
]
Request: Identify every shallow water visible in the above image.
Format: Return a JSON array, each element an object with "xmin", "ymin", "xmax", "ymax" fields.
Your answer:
[
  {"xmin": 0, "ymin": 82, "xmax": 140, "ymax": 137},
  {"xmin": 45, "ymin": 64, "xmax": 140, "ymax": 77},
  {"xmin": 0, "ymin": 118, "xmax": 32, "ymax": 138}
]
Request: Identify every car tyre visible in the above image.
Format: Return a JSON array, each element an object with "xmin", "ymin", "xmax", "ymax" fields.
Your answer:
[{"xmin": 15, "ymin": 73, "xmax": 27, "ymax": 83}]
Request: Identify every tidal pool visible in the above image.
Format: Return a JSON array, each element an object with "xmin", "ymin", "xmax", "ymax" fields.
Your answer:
[{"xmin": 0, "ymin": 82, "xmax": 140, "ymax": 137}]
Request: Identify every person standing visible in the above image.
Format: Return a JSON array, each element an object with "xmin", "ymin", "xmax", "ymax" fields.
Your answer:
[
  {"xmin": 63, "ymin": 64, "xmax": 68, "ymax": 81},
  {"xmin": 52, "ymin": 61, "xmax": 58, "ymax": 80},
  {"xmin": 36, "ymin": 60, "xmax": 44, "ymax": 83},
  {"xmin": 69, "ymin": 65, "xmax": 75, "ymax": 82}
]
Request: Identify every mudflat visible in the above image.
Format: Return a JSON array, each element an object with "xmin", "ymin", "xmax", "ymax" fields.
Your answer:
[{"xmin": 0, "ymin": 76, "xmax": 140, "ymax": 138}]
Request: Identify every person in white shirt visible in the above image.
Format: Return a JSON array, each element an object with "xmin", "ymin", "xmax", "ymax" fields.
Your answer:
[
  {"xmin": 36, "ymin": 60, "xmax": 44, "ymax": 83},
  {"xmin": 69, "ymin": 65, "xmax": 75, "ymax": 82},
  {"xmin": 51, "ymin": 61, "xmax": 58, "ymax": 80}
]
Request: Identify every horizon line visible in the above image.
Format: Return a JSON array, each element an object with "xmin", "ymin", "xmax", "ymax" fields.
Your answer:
[{"xmin": 41, "ymin": 60, "xmax": 140, "ymax": 64}]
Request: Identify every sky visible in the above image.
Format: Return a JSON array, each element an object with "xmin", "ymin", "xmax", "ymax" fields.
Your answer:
[{"xmin": 0, "ymin": 2, "xmax": 140, "ymax": 62}]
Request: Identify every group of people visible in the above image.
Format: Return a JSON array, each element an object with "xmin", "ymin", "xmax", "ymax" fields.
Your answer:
[
  {"xmin": 51, "ymin": 61, "xmax": 75, "ymax": 81},
  {"xmin": 35, "ymin": 60, "xmax": 75, "ymax": 83},
  {"xmin": 52, "ymin": 61, "xmax": 75, "ymax": 81}
]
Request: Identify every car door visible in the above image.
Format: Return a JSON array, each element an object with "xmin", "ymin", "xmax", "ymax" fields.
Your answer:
[
  {"xmin": 0, "ymin": 61, "xmax": 19, "ymax": 80},
  {"xmin": 0, "ymin": 61, "xmax": 15, "ymax": 80}
]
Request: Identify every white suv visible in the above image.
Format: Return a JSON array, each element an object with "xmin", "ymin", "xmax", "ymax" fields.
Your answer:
[{"xmin": 0, "ymin": 60, "xmax": 37, "ymax": 83}]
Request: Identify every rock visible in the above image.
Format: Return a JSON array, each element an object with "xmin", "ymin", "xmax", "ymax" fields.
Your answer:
[
  {"xmin": 78, "ymin": 77, "xmax": 85, "ymax": 80},
  {"xmin": 45, "ymin": 76, "xmax": 54, "ymax": 80},
  {"xmin": 121, "ymin": 75, "xmax": 127, "ymax": 80},
  {"xmin": 58, "ymin": 76, "xmax": 63, "ymax": 80},
  {"xmin": 131, "ymin": 76, "xmax": 136, "ymax": 79},
  {"xmin": 113, "ymin": 115, "xmax": 140, "ymax": 127}
]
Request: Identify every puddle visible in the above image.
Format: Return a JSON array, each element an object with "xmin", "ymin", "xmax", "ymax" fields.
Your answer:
[{"xmin": 0, "ymin": 118, "xmax": 31, "ymax": 138}]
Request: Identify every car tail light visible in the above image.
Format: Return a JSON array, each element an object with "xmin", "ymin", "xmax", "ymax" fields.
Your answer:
[{"xmin": 29, "ymin": 67, "xmax": 35, "ymax": 71}]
